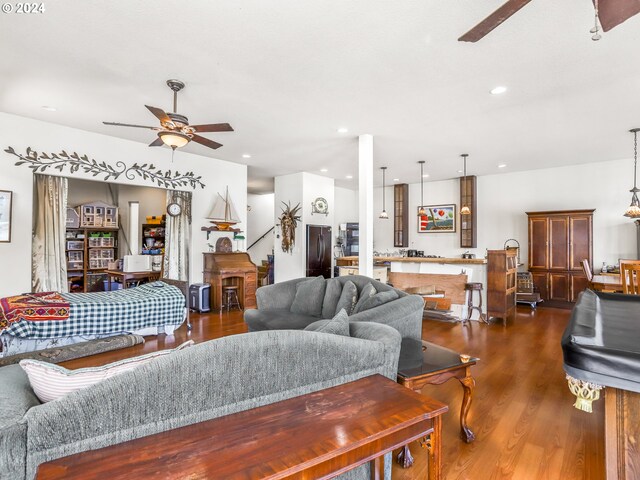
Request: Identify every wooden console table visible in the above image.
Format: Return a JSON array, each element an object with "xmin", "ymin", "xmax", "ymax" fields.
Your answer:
[{"xmin": 36, "ymin": 375, "xmax": 447, "ymax": 480}]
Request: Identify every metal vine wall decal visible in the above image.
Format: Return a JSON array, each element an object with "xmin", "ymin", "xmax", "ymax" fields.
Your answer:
[{"xmin": 4, "ymin": 146, "xmax": 206, "ymax": 189}]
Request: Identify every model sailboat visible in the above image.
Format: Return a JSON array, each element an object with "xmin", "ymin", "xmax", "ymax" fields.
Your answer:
[{"xmin": 207, "ymin": 186, "xmax": 240, "ymax": 230}]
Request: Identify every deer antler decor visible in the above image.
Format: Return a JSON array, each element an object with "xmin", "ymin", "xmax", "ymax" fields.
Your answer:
[{"xmin": 279, "ymin": 201, "xmax": 301, "ymax": 253}]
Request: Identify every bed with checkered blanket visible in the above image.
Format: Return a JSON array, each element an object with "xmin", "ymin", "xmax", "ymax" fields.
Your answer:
[{"xmin": 0, "ymin": 282, "xmax": 186, "ymax": 356}]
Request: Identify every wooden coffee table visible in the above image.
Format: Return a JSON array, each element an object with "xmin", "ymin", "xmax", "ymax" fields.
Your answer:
[
  {"xmin": 36, "ymin": 375, "xmax": 448, "ymax": 480},
  {"xmin": 396, "ymin": 339, "xmax": 479, "ymax": 468}
]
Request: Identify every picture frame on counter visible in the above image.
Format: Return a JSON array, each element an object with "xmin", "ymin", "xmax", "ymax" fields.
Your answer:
[
  {"xmin": 418, "ymin": 204, "xmax": 456, "ymax": 233},
  {"xmin": 0, "ymin": 190, "xmax": 12, "ymax": 242}
]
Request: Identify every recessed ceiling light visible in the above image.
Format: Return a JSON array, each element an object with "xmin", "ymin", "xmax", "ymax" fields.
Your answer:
[
  {"xmin": 320, "ymin": 168, "xmax": 328, "ymax": 173},
  {"xmin": 337, "ymin": 127, "xmax": 349, "ymax": 133},
  {"xmin": 242, "ymin": 154, "xmax": 251, "ymax": 159},
  {"xmin": 422, "ymin": 174, "xmax": 429, "ymax": 178},
  {"xmin": 393, "ymin": 178, "xmax": 400, "ymax": 182},
  {"xmin": 457, "ymin": 170, "xmax": 463, "ymax": 173},
  {"xmin": 346, "ymin": 175, "xmax": 353, "ymax": 179},
  {"xmin": 490, "ymin": 86, "xmax": 507, "ymax": 95},
  {"xmin": 498, "ymin": 164, "xmax": 507, "ymax": 168},
  {"xmin": 42, "ymin": 106, "xmax": 57, "ymax": 111}
]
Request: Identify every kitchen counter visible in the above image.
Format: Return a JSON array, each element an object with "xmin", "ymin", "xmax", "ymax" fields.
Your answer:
[{"xmin": 338, "ymin": 256, "xmax": 487, "ymax": 265}]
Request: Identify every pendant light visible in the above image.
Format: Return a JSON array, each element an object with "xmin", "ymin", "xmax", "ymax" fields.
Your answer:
[
  {"xmin": 417, "ymin": 161, "xmax": 426, "ymax": 216},
  {"xmin": 460, "ymin": 154, "xmax": 471, "ymax": 215},
  {"xmin": 379, "ymin": 167, "xmax": 389, "ymax": 219},
  {"xmin": 624, "ymin": 128, "xmax": 640, "ymax": 218}
]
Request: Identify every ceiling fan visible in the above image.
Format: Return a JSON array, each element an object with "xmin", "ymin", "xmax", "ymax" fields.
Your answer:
[
  {"xmin": 103, "ymin": 79, "xmax": 233, "ymax": 151},
  {"xmin": 458, "ymin": 0, "xmax": 640, "ymax": 43}
]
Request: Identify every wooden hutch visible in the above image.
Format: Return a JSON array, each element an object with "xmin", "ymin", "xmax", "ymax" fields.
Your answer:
[{"xmin": 203, "ymin": 252, "xmax": 257, "ymax": 311}]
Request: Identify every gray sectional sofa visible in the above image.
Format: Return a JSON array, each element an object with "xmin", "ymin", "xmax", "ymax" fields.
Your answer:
[
  {"xmin": 0, "ymin": 323, "xmax": 401, "ymax": 480},
  {"xmin": 245, "ymin": 275, "xmax": 424, "ymax": 341}
]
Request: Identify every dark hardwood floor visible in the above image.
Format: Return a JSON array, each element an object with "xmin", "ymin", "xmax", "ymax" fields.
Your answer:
[{"xmin": 61, "ymin": 305, "xmax": 604, "ymax": 479}]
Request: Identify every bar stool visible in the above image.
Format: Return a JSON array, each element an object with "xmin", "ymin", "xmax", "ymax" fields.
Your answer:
[
  {"xmin": 464, "ymin": 282, "xmax": 487, "ymax": 325},
  {"xmin": 221, "ymin": 285, "xmax": 242, "ymax": 313}
]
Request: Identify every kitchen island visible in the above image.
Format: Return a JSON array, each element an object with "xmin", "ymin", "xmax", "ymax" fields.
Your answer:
[{"xmin": 337, "ymin": 256, "xmax": 487, "ymax": 320}]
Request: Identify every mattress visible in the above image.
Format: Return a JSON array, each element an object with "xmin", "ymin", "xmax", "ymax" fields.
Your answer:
[{"xmin": 561, "ymin": 289, "xmax": 640, "ymax": 392}]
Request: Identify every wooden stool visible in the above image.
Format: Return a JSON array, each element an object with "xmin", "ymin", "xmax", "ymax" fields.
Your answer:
[
  {"xmin": 464, "ymin": 282, "xmax": 487, "ymax": 324},
  {"xmin": 221, "ymin": 286, "xmax": 242, "ymax": 313}
]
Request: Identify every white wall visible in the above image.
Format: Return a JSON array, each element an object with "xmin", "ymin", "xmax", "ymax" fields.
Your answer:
[
  {"xmin": 334, "ymin": 186, "xmax": 358, "ymax": 228},
  {"xmin": 246, "ymin": 193, "xmax": 275, "ymax": 266},
  {"xmin": 274, "ymin": 172, "xmax": 334, "ymax": 282},
  {"xmin": 372, "ymin": 158, "xmax": 638, "ymax": 268},
  {"xmin": 0, "ymin": 112, "xmax": 247, "ymax": 295}
]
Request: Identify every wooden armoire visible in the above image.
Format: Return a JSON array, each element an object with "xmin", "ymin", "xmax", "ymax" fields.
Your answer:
[{"xmin": 527, "ymin": 209, "xmax": 594, "ymax": 305}]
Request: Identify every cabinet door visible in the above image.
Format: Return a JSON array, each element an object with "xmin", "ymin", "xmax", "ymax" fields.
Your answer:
[
  {"xmin": 549, "ymin": 216, "xmax": 569, "ymax": 270},
  {"xmin": 569, "ymin": 215, "xmax": 592, "ymax": 271},
  {"xmin": 549, "ymin": 273, "xmax": 570, "ymax": 302},
  {"xmin": 570, "ymin": 273, "xmax": 589, "ymax": 302},
  {"xmin": 531, "ymin": 272, "xmax": 549, "ymax": 300},
  {"xmin": 529, "ymin": 218, "xmax": 549, "ymax": 269}
]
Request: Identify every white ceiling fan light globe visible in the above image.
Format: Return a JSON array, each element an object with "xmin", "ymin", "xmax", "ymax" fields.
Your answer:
[{"xmin": 158, "ymin": 131, "xmax": 190, "ymax": 148}]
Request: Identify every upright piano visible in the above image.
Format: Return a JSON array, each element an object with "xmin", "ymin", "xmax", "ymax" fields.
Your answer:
[
  {"xmin": 562, "ymin": 289, "xmax": 640, "ymax": 479},
  {"xmin": 203, "ymin": 252, "xmax": 258, "ymax": 312}
]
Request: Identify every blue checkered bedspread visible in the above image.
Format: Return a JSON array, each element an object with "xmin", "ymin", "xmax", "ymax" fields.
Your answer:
[{"xmin": 3, "ymin": 282, "xmax": 185, "ymax": 339}]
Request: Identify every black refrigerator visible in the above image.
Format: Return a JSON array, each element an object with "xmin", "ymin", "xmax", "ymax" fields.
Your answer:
[{"xmin": 306, "ymin": 225, "xmax": 332, "ymax": 278}]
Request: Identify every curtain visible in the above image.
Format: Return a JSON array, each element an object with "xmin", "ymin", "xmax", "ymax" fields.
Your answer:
[
  {"xmin": 163, "ymin": 190, "xmax": 192, "ymax": 281},
  {"xmin": 32, "ymin": 175, "xmax": 68, "ymax": 293}
]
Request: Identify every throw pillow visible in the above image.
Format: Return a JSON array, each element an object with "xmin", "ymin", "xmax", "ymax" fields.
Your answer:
[
  {"xmin": 335, "ymin": 280, "xmax": 358, "ymax": 316},
  {"xmin": 353, "ymin": 290, "xmax": 399, "ymax": 314},
  {"xmin": 290, "ymin": 276, "xmax": 327, "ymax": 317},
  {"xmin": 321, "ymin": 278, "xmax": 343, "ymax": 318},
  {"xmin": 20, "ymin": 340, "xmax": 194, "ymax": 403},
  {"xmin": 303, "ymin": 309, "xmax": 350, "ymax": 337},
  {"xmin": 352, "ymin": 283, "xmax": 377, "ymax": 314}
]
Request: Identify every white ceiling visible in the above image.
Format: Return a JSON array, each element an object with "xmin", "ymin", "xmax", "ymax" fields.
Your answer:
[{"xmin": 1, "ymin": 0, "xmax": 640, "ymax": 193}]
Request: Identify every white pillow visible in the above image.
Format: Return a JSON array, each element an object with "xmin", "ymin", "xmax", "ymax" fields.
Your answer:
[{"xmin": 20, "ymin": 340, "xmax": 194, "ymax": 403}]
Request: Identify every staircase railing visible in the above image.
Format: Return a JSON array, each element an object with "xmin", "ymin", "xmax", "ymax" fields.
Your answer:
[{"xmin": 247, "ymin": 226, "xmax": 274, "ymax": 250}]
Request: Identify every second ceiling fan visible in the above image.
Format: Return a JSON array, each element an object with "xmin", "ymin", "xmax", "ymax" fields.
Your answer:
[
  {"xmin": 103, "ymin": 79, "xmax": 233, "ymax": 151},
  {"xmin": 459, "ymin": 0, "xmax": 640, "ymax": 43}
]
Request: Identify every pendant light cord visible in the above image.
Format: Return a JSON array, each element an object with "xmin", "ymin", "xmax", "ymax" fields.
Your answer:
[
  {"xmin": 634, "ymin": 130, "xmax": 638, "ymax": 190},
  {"xmin": 420, "ymin": 162, "xmax": 424, "ymax": 206},
  {"xmin": 382, "ymin": 168, "xmax": 386, "ymax": 210}
]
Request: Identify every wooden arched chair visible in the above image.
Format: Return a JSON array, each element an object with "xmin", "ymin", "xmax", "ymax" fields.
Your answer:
[
  {"xmin": 581, "ymin": 259, "xmax": 594, "ymax": 289},
  {"xmin": 621, "ymin": 262, "xmax": 640, "ymax": 295}
]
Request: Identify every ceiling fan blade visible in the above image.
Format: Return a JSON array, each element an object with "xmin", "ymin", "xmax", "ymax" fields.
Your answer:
[
  {"xmin": 458, "ymin": 0, "xmax": 532, "ymax": 42},
  {"xmin": 149, "ymin": 137, "xmax": 164, "ymax": 147},
  {"xmin": 190, "ymin": 123, "xmax": 234, "ymax": 133},
  {"xmin": 191, "ymin": 134, "xmax": 223, "ymax": 150},
  {"xmin": 596, "ymin": 0, "xmax": 640, "ymax": 32},
  {"xmin": 145, "ymin": 105, "xmax": 175, "ymax": 128},
  {"xmin": 103, "ymin": 122, "xmax": 158, "ymax": 130}
]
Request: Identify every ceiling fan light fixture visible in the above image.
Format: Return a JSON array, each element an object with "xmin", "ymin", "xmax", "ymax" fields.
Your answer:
[{"xmin": 158, "ymin": 131, "xmax": 190, "ymax": 149}]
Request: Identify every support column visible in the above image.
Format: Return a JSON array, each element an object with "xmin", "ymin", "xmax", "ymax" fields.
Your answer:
[{"xmin": 358, "ymin": 134, "xmax": 374, "ymax": 278}]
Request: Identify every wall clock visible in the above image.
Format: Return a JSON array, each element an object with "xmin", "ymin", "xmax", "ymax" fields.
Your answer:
[
  {"xmin": 311, "ymin": 197, "xmax": 329, "ymax": 216},
  {"xmin": 167, "ymin": 201, "xmax": 182, "ymax": 217}
]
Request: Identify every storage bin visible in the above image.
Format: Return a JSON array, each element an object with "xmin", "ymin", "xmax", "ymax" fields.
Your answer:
[
  {"xmin": 67, "ymin": 241, "xmax": 84, "ymax": 251},
  {"xmin": 103, "ymin": 280, "xmax": 123, "ymax": 291}
]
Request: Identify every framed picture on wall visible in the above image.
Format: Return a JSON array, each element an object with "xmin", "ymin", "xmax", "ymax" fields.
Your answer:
[
  {"xmin": 418, "ymin": 204, "xmax": 456, "ymax": 233},
  {"xmin": 0, "ymin": 190, "xmax": 12, "ymax": 242}
]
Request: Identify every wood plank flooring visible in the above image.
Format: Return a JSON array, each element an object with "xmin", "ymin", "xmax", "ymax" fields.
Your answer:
[{"xmin": 61, "ymin": 306, "xmax": 604, "ymax": 479}]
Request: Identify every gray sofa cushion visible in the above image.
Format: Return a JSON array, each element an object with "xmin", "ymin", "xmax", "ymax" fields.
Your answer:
[
  {"xmin": 354, "ymin": 290, "xmax": 399, "ymax": 314},
  {"xmin": 290, "ymin": 276, "xmax": 326, "ymax": 317},
  {"xmin": 335, "ymin": 280, "xmax": 358, "ymax": 315},
  {"xmin": 0, "ymin": 364, "xmax": 40, "ymax": 480},
  {"xmin": 353, "ymin": 283, "xmax": 376, "ymax": 314},
  {"xmin": 304, "ymin": 309, "xmax": 350, "ymax": 337},
  {"xmin": 244, "ymin": 309, "xmax": 319, "ymax": 331},
  {"xmin": 322, "ymin": 278, "xmax": 343, "ymax": 319}
]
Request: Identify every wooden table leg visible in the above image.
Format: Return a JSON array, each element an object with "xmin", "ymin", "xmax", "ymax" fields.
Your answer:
[
  {"xmin": 427, "ymin": 416, "xmax": 442, "ymax": 480},
  {"xmin": 370, "ymin": 455, "xmax": 383, "ymax": 480},
  {"xmin": 458, "ymin": 369, "xmax": 476, "ymax": 443}
]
